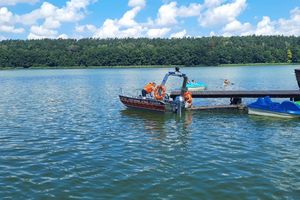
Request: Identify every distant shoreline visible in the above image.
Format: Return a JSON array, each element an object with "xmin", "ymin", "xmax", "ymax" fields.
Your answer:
[
  {"xmin": 219, "ymin": 63, "xmax": 300, "ymax": 67},
  {"xmin": 0, "ymin": 65, "xmax": 177, "ymax": 70},
  {"xmin": 1, "ymin": 63, "xmax": 300, "ymax": 70}
]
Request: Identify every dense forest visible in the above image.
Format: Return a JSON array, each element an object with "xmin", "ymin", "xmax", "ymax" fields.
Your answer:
[{"xmin": 0, "ymin": 36, "xmax": 300, "ymax": 68}]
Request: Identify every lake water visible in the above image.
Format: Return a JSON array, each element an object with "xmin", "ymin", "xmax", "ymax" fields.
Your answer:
[{"xmin": 0, "ymin": 66, "xmax": 300, "ymax": 199}]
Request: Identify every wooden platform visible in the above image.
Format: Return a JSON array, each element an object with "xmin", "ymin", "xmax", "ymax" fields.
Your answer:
[
  {"xmin": 170, "ymin": 90, "xmax": 300, "ymax": 99},
  {"xmin": 188, "ymin": 104, "xmax": 247, "ymax": 111}
]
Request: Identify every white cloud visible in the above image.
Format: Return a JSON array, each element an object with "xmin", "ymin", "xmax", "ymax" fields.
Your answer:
[
  {"xmin": 93, "ymin": 4, "xmax": 147, "ymax": 38},
  {"xmin": 276, "ymin": 7, "xmax": 300, "ymax": 36},
  {"xmin": 147, "ymin": 28, "xmax": 170, "ymax": 38},
  {"xmin": 43, "ymin": 18, "xmax": 61, "ymax": 29},
  {"xmin": 0, "ymin": 7, "xmax": 13, "ymax": 23},
  {"xmin": 156, "ymin": 2, "xmax": 178, "ymax": 26},
  {"xmin": 0, "ymin": 0, "xmax": 38, "ymax": 6},
  {"xmin": 18, "ymin": 4, "xmax": 47, "ymax": 26},
  {"xmin": 58, "ymin": 34, "xmax": 68, "ymax": 39},
  {"xmin": 199, "ymin": 0, "xmax": 247, "ymax": 27},
  {"xmin": 255, "ymin": 16, "xmax": 275, "ymax": 35},
  {"xmin": 21, "ymin": 0, "xmax": 95, "ymax": 39},
  {"xmin": 0, "ymin": 7, "xmax": 24, "ymax": 34},
  {"xmin": 170, "ymin": 29, "xmax": 187, "ymax": 38},
  {"xmin": 118, "ymin": 6, "xmax": 141, "ymax": 27},
  {"xmin": 0, "ymin": 25, "xmax": 24, "ymax": 33},
  {"xmin": 156, "ymin": 2, "xmax": 201, "ymax": 26},
  {"xmin": 5, "ymin": 0, "xmax": 300, "ymax": 39},
  {"xmin": 21, "ymin": 0, "xmax": 93, "ymax": 25},
  {"xmin": 40, "ymin": 2, "xmax": 57, "ymax": 17},
  {"xmin": 93, "ymin": 18, "xmax": 146, "ymax": 38},
  {"xmin": 91, "ymin": 1, "xmax": 201, "ymax": 39},
  {"xmin": 92, "ymin": 1, "xmax": 181, "ymax": 39},
  {"xmin": 75, "ymin": 24, "xmax": 97, "ymax": 33},
  {"xmin": 28, "ymin": 25, "xmax": 57, "ymax": 39},
  {"xmin": 121, "ymin": 26, "xmax": 145, "ymax": 37},
  {"xmin": 253, "ymin": 8, "xmax": 300, "ymax": 36},
  {"xmin": 92, "ymin": 0, "xmax": 182, "ymax": 39},
  {"xmin": 177, "ymin": 3, "xmax": 202, "ymax": 17},
  {"xmin": 221, "ymin": 6, "xmax": 300, "ymax": 36},
  {"xmin": 56, "ymin": 0, "xmax": 90, "ymax": 22},
  {"xmin": 94, "ymin": 19, "xmax": 120, "ymax": 38},
  {"xmin": 128, "ymin": 0, "xmax": 145, "ymax": 8},
  {"xmin": 222, "ymin": 20, "xmax": 252, "ymax": 36},
  {"xmin": 204, "ymin": 0, "xmax": 224, "ymax": 8}
]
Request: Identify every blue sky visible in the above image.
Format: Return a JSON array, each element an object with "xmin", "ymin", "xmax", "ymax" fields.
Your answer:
[{"xmin": 0, "ymin": 0, "xmax": 300, "ymax": 40}]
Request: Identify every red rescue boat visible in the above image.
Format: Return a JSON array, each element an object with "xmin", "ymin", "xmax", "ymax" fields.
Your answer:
[{"xmin": 119, "ymin": 67, "xmax": 189, "ymax": 113}]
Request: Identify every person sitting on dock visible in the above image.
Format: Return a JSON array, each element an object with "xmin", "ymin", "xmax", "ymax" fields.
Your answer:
[{"xmin": 142, "ymin": 82, "xmax": 156, "ymax": 98}]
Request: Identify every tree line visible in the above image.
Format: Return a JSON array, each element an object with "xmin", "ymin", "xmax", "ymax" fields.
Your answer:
[{"xmin": 0, "ymin": 35, "xmax": 300, "ymax": 68}]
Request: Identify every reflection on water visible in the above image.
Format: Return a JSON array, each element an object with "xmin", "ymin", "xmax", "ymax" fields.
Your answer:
[
  {"xmin": 121, "ymin": 109, "xmax": 193, "ymax": 132},
  {"xmin": 247, "ymin": 114, "xmax": 300, "ymax": 131}
]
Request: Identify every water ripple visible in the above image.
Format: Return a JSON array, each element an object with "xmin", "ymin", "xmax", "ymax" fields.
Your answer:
[{"xmin": 1, "ymin": 67, "xmax": 300, "ymax": 199}]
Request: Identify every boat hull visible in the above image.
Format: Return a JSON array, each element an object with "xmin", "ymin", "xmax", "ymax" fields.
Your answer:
[
  {"xmin": 248, "ymin": 108, "xmax": 300, "ymax": 118},
  {"xmin": 186, "ymin": 82, "xmax": 207, "ymax": 91},
  {"xmin": 187, "ymin": 86, "xmax": 206, "ymax": 91},
  {"xmin": 119, "ymin": 95, "xmax": 174, "ymax": 112}
]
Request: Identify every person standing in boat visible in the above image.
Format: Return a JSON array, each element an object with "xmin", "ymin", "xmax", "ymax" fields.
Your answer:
[{"xmin": 142, "ymin": 82, "xmax": 156, "ymax": 98}]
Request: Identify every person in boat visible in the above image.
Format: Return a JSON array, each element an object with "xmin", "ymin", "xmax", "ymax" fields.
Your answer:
[
  {"xmin": 187, "ymin": 79, "xmax": 196, "ymax": 85},
  {"xmin": 184, "ymin": 91, "xmax": 193, "ymax": 108},
  {"xmin": 142, "ymin": 82, "xmax": 156, "ymax": 98}
]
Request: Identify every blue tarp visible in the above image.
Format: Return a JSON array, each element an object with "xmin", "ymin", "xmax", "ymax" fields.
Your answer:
[{"xmin": 248, "ymin": 96, "xmax": 300, "ymax": 115}]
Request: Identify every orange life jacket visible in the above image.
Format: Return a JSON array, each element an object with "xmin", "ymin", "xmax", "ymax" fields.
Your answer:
[
  {"xmin": 184, "ymin": 91, "xmax": 193, "ymax": 104},
  {"xmin": 144, "ymin": 82, "xmax": 155, "ymax": 93}
]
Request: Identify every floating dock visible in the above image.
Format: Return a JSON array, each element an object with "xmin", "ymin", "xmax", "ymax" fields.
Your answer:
[
  {"xmin": 170, "ymin": 69, "xmax": 300, "ymax": 110},
  {"xmin": 171, "ymin": 69, "xmax": 300, "ymax": 102}
]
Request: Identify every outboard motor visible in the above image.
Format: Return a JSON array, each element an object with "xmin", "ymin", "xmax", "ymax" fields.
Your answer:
[
  {"xmin": 295, "ymin": 69, "xmax": 300, "ymax": 89},
  {"xmin": 174, "ymin": 96, "xmax": 185, "ymax": 116}
]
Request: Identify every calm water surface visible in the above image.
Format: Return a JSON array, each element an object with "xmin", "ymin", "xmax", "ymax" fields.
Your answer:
[{"xmin": 0, "ymin": 66, "xmax": 300, "ymax": 199}]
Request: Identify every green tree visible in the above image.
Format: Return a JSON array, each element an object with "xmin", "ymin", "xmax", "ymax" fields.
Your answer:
[
  {"xmin": 1, "ymin": 36, "xmax": 300, "ymax": 68},
  {"xmin": 287, "ymin": 48, "xmax": 292, "ymax": 63}
]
